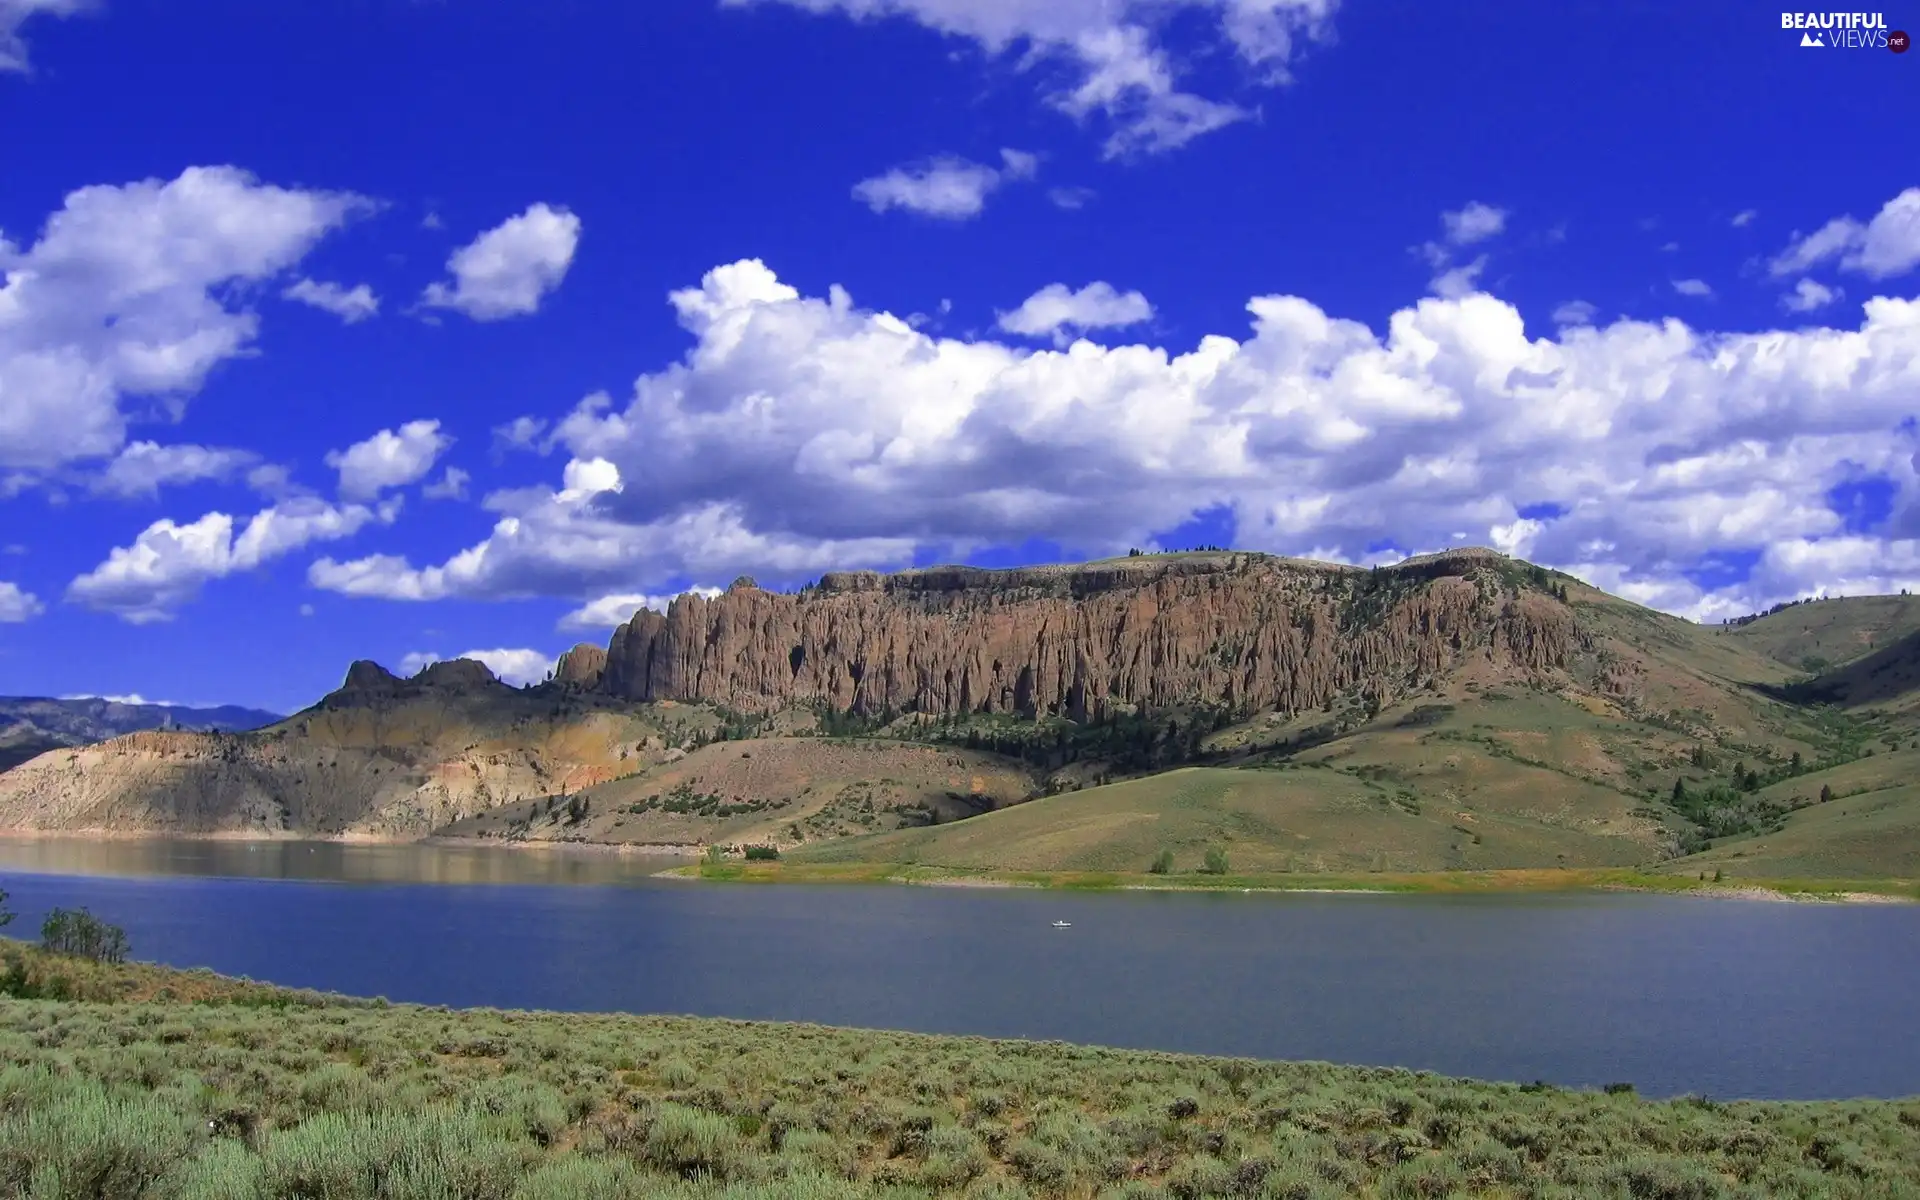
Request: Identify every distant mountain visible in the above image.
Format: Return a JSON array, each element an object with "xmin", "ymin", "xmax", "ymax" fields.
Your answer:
[{"xmin": 0, "ymin": 696, "xmax": 283, "ymax": 773}]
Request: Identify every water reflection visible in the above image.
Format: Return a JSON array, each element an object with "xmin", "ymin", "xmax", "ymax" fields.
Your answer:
[{"xmin": 0, "ymin": 836, "xmax": 684, "ymax": 888}]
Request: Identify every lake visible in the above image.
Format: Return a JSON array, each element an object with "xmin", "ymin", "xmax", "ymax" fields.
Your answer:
[{"xmin": 2, "ymin": 837, "xmax": 1916, "ymax": 1101}]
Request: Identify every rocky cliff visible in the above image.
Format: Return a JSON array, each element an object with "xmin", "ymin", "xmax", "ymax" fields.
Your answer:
[
  {"xmin": 602, "ymin": 549, "xmax": 1578, "ymax": 719},
  {"xmin": 9, "ymin": 549, "xmax": 1811, "ymax": 848}
]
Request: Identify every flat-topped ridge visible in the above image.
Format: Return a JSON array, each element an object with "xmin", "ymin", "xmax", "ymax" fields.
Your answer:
[{"xmin": 814, "ymin": 547, "xmax": 1512, "ymax": 598}]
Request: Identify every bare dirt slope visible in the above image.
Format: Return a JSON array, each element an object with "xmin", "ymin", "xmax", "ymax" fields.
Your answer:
[
  {"xmin": 0, "ymin": 662, "xmax": 672, "ymax": 839},
  {"xmin": 438, "ymin": 737, "xmax": 1042, "ymax": 849}
]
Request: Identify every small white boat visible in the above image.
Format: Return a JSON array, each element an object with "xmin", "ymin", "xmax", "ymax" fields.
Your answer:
[{"xmin": 1052, "ymin": 920, "xmax": 1072, "ymax": 928}]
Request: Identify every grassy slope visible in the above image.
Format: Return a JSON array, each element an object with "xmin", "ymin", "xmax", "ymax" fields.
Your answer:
[
  {"xmin": 1720, "ymin": 594, "xmax": 1920, "ymax": 673},
  {"xmin": 1663, "ymin": 747, "xmax": 1920, "ymax": 880},
  {"xmin": 795, "ymin": 759, "xmax": 1652, "ymax": 876},
  {"xmin": 3, "ymin": 946, "xmax": 1918, "ymax": 1199}
]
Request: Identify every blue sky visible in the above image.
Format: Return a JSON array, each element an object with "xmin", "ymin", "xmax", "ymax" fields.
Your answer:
[{"xmin": 2, "ymin": 0, "xmax": 1916, "ymax": 713}]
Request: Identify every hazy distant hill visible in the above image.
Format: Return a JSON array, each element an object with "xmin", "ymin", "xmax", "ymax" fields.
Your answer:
[{"xmin": 0, "ymin": 696, "xmax": 283, "ymax": 773}]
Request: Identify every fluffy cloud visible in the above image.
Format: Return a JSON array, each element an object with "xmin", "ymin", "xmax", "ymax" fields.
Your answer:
[
  {"xmin": 852, "ymin": 150, "xmax": 1037, "ymax": 219},
  {"xmin": 282, "ymin": 278, "xmax": 379, "ymax": 324},
  {"xmin": 420, "ymin": 203, "xmax": 581, "ymax": 320},
  {"xmin": 728, "ymin": 0, "xmax": 1337, "ymax": 157},
  {"xmin": 398, "ymin": 648, "xmax": 554, "ymax": 687},
  {"xmin": 0, "ymin": 0, "xmax": 89, "ymax": 72},
  {"xmin": 325, "ymin": 420, "xmax": 453, "ymax": 500},
  {"xmin": 1782, "ymin": 279, "xmax": 1840, "ymax": 314},
  {"xmin": 68, "ymin": 498, "xmax": 386, "ymax": 623},
  {"xmin": 86, "ymin": 441, "xmax": 261, "ymax": 499},
  {"xmin": 1671, "ymin": 278, "xmax": 1714, "ymax": 299},
  {"xmin": 1441, "ymin": 201, "xmax": 1507, "ymax": 246},
  {"xmin": 0, "ymin": 166, "xmax": 368, "ymax": 476},
  {"xmin": 1731, "ymin": 209, "xmax": 1757, "ymax": 228},
  {"xmin": 491, "ymin": 416, "xmax": 550, "ymax": 456},
  {"xmin": 1419, "ymin": 202, "xmax": 1506, "ymax": 298},
  {"xmin": 558, "ymin": 586, "xmax": 725, "ymax": 632},
  {"xmin": 997, "ymin": 282, "xmax": 1153, "ymax": 344},
  {"xmin": 1551, "ymin": 300, "xmax": 1598, "ymax": 327},
  {"xmin": 303, "ymin": 246, "xmax": 1920, "ymax": 621},
  {"xmin": 1770, "ymin": 188, "xmax": 1920, "ymax": 280},
  {"xmin": 0, "ymin": 580, "xmax": 42, "ymax": 622},
  {"xmin": 421, "ymin": 467, "xmax": 470, "ymax": 501}
]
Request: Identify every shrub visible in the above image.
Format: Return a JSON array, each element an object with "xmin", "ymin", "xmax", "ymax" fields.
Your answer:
[
  {"xmin": 1200, "ymin": 847, "xmax": 1230, "ymax": 875},
  {"xmin": 744, "ymin": 845, "xmax": 780, "ymax": 861},
  {"xmin": 40, "ymin": 908, "xmax": 130, "ymax": 964},
  {"xmin": 1149, "ymin": 849, "xmax": 1174, "ymax": 874},
  {"xmin": 641, "ymin": 1102, "xmax": 744, "ymax": 1180},
  {"xmin": 0, "ymin": 1079, "xmax": 199, "ymax": 1198}
]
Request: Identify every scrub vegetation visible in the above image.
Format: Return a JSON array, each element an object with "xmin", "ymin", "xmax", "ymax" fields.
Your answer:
[{"xmin": 2, "ymin": 945, "xmax": 1919, "ymax": 1199}]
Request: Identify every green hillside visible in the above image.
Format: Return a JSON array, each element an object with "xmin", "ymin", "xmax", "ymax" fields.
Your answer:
[
  {"xmin": 1661, "ymin": 747, "xmax": 1920, "ymax": 880},
  {"xmin": 1721, "ymin": 594, "xmax": 1920, "ymax": 674}
]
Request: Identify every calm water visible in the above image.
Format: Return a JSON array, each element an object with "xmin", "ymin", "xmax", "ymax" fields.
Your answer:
[{"xmin": 2, "ymin": 837, "xmax": 1916, "ymax": 1101}]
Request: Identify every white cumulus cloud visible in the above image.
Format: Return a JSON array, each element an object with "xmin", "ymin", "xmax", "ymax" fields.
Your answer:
[
  {"xmin": 1551, "ymin": 300, "xmax": 1597, "ymax": 327},
  {"xmin": 997, "ymin": 282, "xmax": 1153, "ymax": 344},
  {"xmin": 0, "ymin": 0, "xmax": 91, "ymax": 73},
  {"xmin": 1781, "ymin": 278, "xmax": 1840, "ymax": 314},
  {"xmin": 325, "ymin": 420, "xmax": 453, "ymax": 501},
  {"xmin": 0, "ymin": 166, "xmax": 369, "ymax": 477},
  {"xmin": 68, "ymin": 498, "xmax": 387, "ymax": 623},
  {"xmin": 303, "ymin": 237, "xmax": 1920, "ymax": 624},
  {"xmin": 1671, "ymin": 278, "xmax": 1714, "ymax": 298},
  {"xmin": 282, "ymin": 278, "xmax": 379, "ymax": 324},
  {"xmin": 87, "ymin": 441, "xmax": 261, "ymax": 499},
  {"xmin": 421, "ymin": 466, "xmax": 470, "ymax": 501},
  {"xmin": 727, "ymin": 0, "xmax": 1338, "ymax": 158},
  {"xmin": 852, "ymin": 149, "xmax": 1037, "ymax": 219},
  {"xmin": 420, "ymin": 203, "xmax": 581, "ymax": 320},
  {"xmin": 1441, "ymin": 201, "xmax": 1507, "ymax": 246},
  {"xmin": 0, "ymin": 580, "xmax": 42, "ymax": 622},
  {"xmin": 1419, "ymin": 202, "xmax": 1506, "ymax": 298},
  {"xmin": 1770, "ymin": 187, "xmax": 1920, "ymax": 280}
]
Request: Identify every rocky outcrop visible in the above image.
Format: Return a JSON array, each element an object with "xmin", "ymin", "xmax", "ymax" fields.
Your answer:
[
  {"xmin": 602, "ymin": 549, "xmax": 1577, "ymax": 718},
  {"xmin": 319, "ymin": 658, "xmax": 504, "ymax": 710},
  {"xmin": 554, "ymin": 644, "xmax": 608, "ymax": 689}
]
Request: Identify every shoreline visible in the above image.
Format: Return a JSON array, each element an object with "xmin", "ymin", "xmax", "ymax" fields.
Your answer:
[
  {"xmin": 666, "ymin": 861, "xmax": 1920, "ymax": 902},
  {"xmin": 0, "ymin": 828, "xmax": 703, "ymax": 858},
  {"xmin": 2, "ymin": 830, "xmax": 1912, "ymax": 901}
]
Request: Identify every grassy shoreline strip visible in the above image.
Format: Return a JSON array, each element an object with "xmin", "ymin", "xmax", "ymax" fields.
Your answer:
[
  {"xmin": 1, "ymin": 944, "xmax": 1918, "ymax": 1198},
  {"xmin": 661, "ymin": 861, "xmax": 1920, "ymax": 900}
]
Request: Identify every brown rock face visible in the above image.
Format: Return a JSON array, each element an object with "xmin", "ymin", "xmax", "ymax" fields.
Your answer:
[
  {"xmin": 415, "ymin": 659, "xmax": 501, "ymax": 690},
  {"xmin": 602, "ymin": 549, "xmax": 1576, "ymax": 718},
  {"xmin": 340, "ymin": 660, "xmax": 401, "ymax": 695},
  {"xmin": 554, "ymin": 643, "xmax": 608, "ymax": 689}
]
